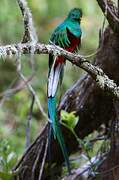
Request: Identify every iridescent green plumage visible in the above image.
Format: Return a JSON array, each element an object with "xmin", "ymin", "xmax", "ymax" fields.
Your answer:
[{"xmin": 50, "ymin": 8, "xmax": 82, "ymax": 45}]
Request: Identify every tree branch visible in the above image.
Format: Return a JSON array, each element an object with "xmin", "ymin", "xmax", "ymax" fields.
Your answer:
[
  {"xmin": 96, "ymin": 0, "xmax": 119, "ymax": 34},
  {"xmin": 17, "ymin": 0, "xmax": 38, "ymax": 43},
  {"xmin": 0, "ymin": 42, "xmax": 119, "ymax": 100}
]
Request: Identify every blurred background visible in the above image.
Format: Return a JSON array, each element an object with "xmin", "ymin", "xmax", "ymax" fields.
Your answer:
[{"xmin": 0, "ymin": 0, "xmax": 105, "ymax": 176}]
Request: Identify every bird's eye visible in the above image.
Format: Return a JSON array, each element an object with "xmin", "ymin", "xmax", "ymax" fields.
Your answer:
[{"xmin": 74, "ymin": 18, "xmax": 78, "ymax": 21}]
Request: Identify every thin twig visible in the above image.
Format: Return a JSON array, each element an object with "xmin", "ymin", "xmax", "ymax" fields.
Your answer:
[
  {"xmin": 17, "ymin": 0, "xmax": 38, "ymax": 43},
  {"xmin": 15, "ymin": 45, "xmax": 47, "ymax": 119},
  {"xmin": 25, "ymin": 94, "xmax": 35, "ymax": 148},
  {"xmin": 17, "ymin": 0, "xmax": 37, "ymax": 73},
  {"xmin": 19, "ymin": 72, "xmax": 48, "ymax": 119},
  {"xmin": 0, "ymin": 76, "xmax": 33, "ymax": 99}
]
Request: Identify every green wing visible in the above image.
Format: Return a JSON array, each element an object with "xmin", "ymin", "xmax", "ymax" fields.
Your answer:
[
  {"xmin": 49, "ymin": 22, "xmax": 71, "ymax": 69},
  {"xmin": 50, "ymin": 23, "xmax": 71, "ymax": 48}
]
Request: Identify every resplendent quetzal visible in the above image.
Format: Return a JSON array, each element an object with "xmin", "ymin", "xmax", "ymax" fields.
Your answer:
[{"xmin": 48, "ymin": 8, "xmax": 82, "ymax": 174}]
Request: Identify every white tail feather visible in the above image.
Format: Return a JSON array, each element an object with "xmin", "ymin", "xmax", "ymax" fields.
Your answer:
[
  {"xmin": 48, "ymin": 57, "xmax": 56, "ymax": 97},
  {"xmin": 48, "ymin": 57, "xmax": 64, "ymax": 97},
  {"xmin": 52, "ymin": 64, "xmax": 63, "ymax": 97}
]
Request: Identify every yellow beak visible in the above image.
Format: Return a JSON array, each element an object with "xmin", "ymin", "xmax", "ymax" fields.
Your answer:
[{"xmin": 80, "ymin": 17, "xmax": 85, "ymax": 25}]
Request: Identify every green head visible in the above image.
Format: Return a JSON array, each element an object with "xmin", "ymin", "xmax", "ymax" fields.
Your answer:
[{"xmin": 67, "ymin": 8, "xmax": 82, "ymax": 22}]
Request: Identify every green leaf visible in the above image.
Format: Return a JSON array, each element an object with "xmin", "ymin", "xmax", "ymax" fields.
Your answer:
[
  {"xmin": 7, "ymin": 152, "xmax": 17, "ymax": 170},
  {"xmin": 0, "ymin": 171, "xmax": 12, "ymax": 180},
  {"xmin": 61, "ymin": 110, "xmax": 79, "ymax": 130}
]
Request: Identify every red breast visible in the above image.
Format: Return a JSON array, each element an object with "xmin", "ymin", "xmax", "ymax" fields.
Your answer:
[{"xmin": 55, "ymin": 30, "xmax": 81, "ymax": 65}]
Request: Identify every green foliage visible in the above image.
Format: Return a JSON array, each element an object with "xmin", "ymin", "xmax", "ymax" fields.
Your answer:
[
  {"xmin": 61, "ymin": 110, "xmax": 81, "ymax": 145},
  {"xmin": 61, "ymin": 110, "xmax": 78, "ymax": 131},
  {"xmin": 0, "ymin": 140, "xmax": 17, "ymax": 180}
]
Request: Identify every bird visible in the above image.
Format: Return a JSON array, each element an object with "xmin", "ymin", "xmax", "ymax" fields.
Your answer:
[{"xmin": 47, "ymin": 8, "xmax": 82, "ymax": 174}]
